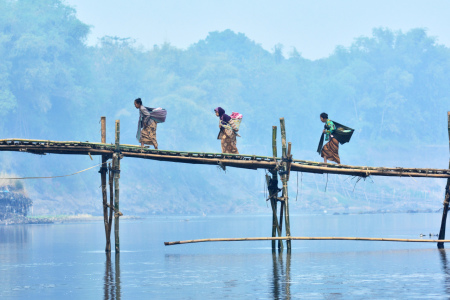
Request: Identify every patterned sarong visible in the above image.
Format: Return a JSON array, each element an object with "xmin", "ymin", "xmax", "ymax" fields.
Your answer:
[
  {"xmin": 219, "ymin": 128, "xmax": 239, "ymax": 154},
  {"xmin": 321, "ymin": 137, "xmax": 340, "ymax": 164},
  {"xmin": 140, "ymin": 121, "xmax": 158, "ymax": 149}
]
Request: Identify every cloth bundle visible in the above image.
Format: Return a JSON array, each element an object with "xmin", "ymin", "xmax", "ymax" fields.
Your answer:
[{"xmin": 147, "ymin": 107, "xmax": 167, "ymax": 123}]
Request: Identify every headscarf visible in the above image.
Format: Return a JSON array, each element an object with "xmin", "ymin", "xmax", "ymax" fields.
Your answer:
[{"xmin": 215, "ymin": 107, "xmax": 231, "ymax": 123}]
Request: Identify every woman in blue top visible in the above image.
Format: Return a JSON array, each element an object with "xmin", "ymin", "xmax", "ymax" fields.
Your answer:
[{"xmin": 320, "ymin": 112, "xmax": 340, "ymax": 164}]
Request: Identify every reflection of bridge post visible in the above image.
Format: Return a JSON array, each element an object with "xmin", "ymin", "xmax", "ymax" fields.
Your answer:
[
  {"xmin": 438, "ymin": 112, "xmax": 450, "ymax": 249},
  {"xmin": 439, "ymin": 249, "xmax": 450, "ymax": 295},
  {"xmin": 271, "ymin": 250, "xmax": 291, "ymax": 300},
  {"xmin": 286, "ymin": 249, "xmax": 291, "ymax": 299},
  {"xmin": 104, "ymin": 252, "xmax": 113, "ymax": 300},
  {"xmin": 115, "ymin": 252, "xmax": 121, "ymax": 300},
  {"xmin": 103, "ymin": 252, "xmax": 121, "ymax": 300}
]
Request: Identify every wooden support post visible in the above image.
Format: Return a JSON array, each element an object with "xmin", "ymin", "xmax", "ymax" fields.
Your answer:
[
  {"xmin": 114, "ymin": 120, "xmax": 121, "ymax": 253},
  {"xmin": 269, "ymin": 125, "xmax": 282, "ymax": 250},
  {"xmin": 280, "ymin": 118, "xmax": 287, "ymax": 157},
  {"xmin": 280, "ymin": 118, "xmax": 291, "ymax": 250},
  {"xmin": 438, "ymin": 111, "xmax": 450, "ymax": 248},
  {"xmin": 272, "ymin": 126, "xmax": 277, "ymax": 158},
  {"xmin": 101, "ymin": 116, "xmax": 106, "ymax": 144},
  {"xmin": 278, "ymin": 202, "xmax": 284, "ymax": 250},
  {"xmin": 102, "ymin": 155, "xmax": 110, "ymax": 252},
  {"xmin": 267, "ymin": 173, "xmax": 282, "ymax": 250},
  {"xmin": 267, "ymin": 174, "xmax": 276, "ymax": 249},
  {"xmin": 108, "ymin": 163, "xmax": 113, "ymax": 244},
  {"xmin": 287, "ymin": 142, "xmax": 292, "ymax": 181},
  {"xmin": 100, "ymin": 117, "xmax": 111, "ymax": 252}
]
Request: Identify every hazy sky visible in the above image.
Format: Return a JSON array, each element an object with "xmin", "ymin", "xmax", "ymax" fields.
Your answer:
[{"xmin": 65, "ymin": 0, "xmax": 450, "ymax": 60}]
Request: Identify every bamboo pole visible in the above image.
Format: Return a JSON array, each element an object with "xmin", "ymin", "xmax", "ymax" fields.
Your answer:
[
  {"xmin": 102, "ymin": 155, "xmax": 110, "ymax": 252},
  {"xmin": 272, "ymin": 126, "xmax": 277, "ymax": 158},
  {"xmin": 267, "ymin": 175, "xmax": 276, "ymax": 249},
  {"xmin": 0, "ymin": 140, "xmax": 449, "ymax": 178},
  {"xmin": 114, "ymin": 120, "xmax": 120, "ymax": 253},
  {"xmin": 164, "ymin": 236, "xmax": 450, "ymax": 246},
  {"xmin": 101, "ymin": 116, "xmax": 106, "ymax": 144},
  {"xmin": 269, "ymin": 125, "xmax": 282, "ymax": 250},
  {"xmin": 438, "ymin": 111, "xmax": 450, "ymax": 248},
  {"xmin": 287, "ymin": 142, "xmax": 292, "ymax": 181},
  {"xmin": 100, "ymin": 117, "xmax": 111, "ymax": 252},
  {"xmin": 267, "ymin": 172, "xmax": 282, "ymax": 248},
  {"xmin": 278, "ymin": 202, "xmax": 284, "ymax": 250},
  {"xmin": 280, "ymin": 118, "xmax": 291, "ymax": 249},
  {"xmin": 108, "ymin": 163, "xmax": 113, "ymax": 246},
  {"xmin": 280, "ymin": 118, "xmax": 286, "ymax": 158}
]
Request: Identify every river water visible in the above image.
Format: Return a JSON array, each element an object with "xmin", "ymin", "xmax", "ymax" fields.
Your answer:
[{"xmin": 1, "ymin": 213, "xmax": 450, "ymax": 299}]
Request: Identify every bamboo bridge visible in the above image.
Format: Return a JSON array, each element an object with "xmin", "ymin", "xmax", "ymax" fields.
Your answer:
[
  {"xmin": 1, "ymin": 139, "xmax": 449, "ymax": 178},
  {"xmin": 1, "ymin": 113, "xmax": 449, "ymax": 252}
]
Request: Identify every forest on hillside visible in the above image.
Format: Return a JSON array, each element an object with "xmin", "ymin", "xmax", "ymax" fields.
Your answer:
[{"xmin": 0, "ymin": 0, "xmax": 449, "ymax": 215}]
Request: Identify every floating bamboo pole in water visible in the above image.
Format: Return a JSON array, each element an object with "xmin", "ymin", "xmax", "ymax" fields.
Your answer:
[
  {"xmin": 164, "ymin": 236, "xmax": 450, "ymax": 246},
  {"xmin": 438, "ymin": 111, "xmax": 450, "ymax": 249}
]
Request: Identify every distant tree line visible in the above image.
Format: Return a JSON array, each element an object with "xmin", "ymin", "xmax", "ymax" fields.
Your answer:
[{"xmin": 1, "ymin": 0, "xmax": 449, "ymax": 215}]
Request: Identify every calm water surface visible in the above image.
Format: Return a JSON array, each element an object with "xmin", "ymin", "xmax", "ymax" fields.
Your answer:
[{"xmin": 1, "ymin": 213, "xmax": 450, "ymax": 299}]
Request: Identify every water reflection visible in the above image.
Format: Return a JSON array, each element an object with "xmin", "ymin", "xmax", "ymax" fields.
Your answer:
[
  {"xmin": 271, "ymin": 250, "xmax": 291, "ymax": 300},
  {"xmin": 0, "ymin": 225, "xmax": 29, "ymax": 244},
  {"xmin": 439, "ymin": 249, "xmax": 450, "ymax": 296},
  {"xmin": 104, "ymin": 252, "xmax": 121, "ymax": 300}
]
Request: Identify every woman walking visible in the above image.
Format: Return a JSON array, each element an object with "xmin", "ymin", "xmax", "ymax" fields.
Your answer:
[
  {"xmin": 215, "ymin": 107, "xmax": 239, "ymax": 154},
  {"xmin": 135, "ymin": 98, "xmax": 158, "ymax": 149},
  {"xmin": 319, "ymin": 112, "xmax": 340, "ymax": 164}
]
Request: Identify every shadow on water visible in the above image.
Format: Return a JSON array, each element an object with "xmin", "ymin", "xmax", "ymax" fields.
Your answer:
[
  {"xmin": 104, "ymin": 252, "xmax": 121, "ymax": 300},
  {"xmin": 272, "ymin": 249, "xmax": 291, "ymax": 300}
]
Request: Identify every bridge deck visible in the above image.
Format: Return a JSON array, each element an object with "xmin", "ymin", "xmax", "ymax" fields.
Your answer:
[{"xmin": 1, "ymin": 138, "xmax": 449, "ymax": 178}]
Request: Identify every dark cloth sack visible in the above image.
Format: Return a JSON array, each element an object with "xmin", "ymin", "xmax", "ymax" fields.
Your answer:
[{"xmin": 317, "ymin": 120, "xmax": 354, "ymax": 155}]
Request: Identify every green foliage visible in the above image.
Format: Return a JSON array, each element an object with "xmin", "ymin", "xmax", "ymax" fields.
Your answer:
[{"xmin": 0, "ymin": 1, "xmax": 449, "ymax": 214}]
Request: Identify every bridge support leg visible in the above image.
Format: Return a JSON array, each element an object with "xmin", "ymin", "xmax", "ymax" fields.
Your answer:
[
  {"xmin": 280, "ymin": 118, "xmax": 292, "ymax": 250},
  {"xmin": 438, "ymin": 112, "xmax": 450, "ymax": 248},
  {"xmin": 267, "ymin": 171, "xmax": 281, "ymax": 251},
  {"xmin": 278, "ymin": 202, "xmax": 284, "ymax": 249},
  {"xmin": 269, "ymin": 126, "xmax": 283, "ymax": 251},
  {"xmin": 100, "ymin": 117, "xmax": 113, "ymax": 252},
  {"xmin": 114, "ymin": 120, "xmax": 121, "ymax": 253},
  {"xmin": 101, "ymin": 155, "xmax": 111, "ymax": 252}
]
